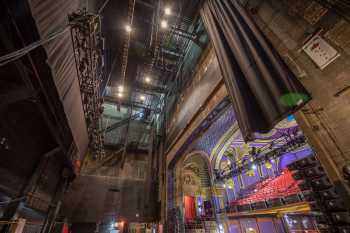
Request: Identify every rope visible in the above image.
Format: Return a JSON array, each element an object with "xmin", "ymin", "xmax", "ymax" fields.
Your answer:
[
  {"xmin": 98, "ymin": 0, "xmax": 111, "ymax": 14},
  {"xmin": 0, "ymin": 197, "xmax": 26, "ymax": 205},
  {"xmin": 0, "ymin": 26, "xmax": 69, "ymax": 67}
]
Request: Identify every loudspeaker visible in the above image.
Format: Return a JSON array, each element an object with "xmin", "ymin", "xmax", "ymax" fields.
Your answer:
[
  {"xmin": 331, "ymin": 212, "xmax": 350, "ymax": 224},
  {"xmin": 296, "ymin": 156, "xmax": 317, "ymax": 168},
  {"xmin": 314, "ymin": 213, "xmax": 330, "ymax": 224},
  {"xmin": 325, "ymin": 199, "xmax": 347, "ymax": 211},
  {"xmin": 338, "ymin": 226, "xmax": 350, "ymax": 233},
  {"xmin": 317, "ymin": 187, "xmax": 339, "ymax": 201},
  {"xmin": 310, "ymin": 176, "xmax": 332, "ymax": 191},
  {"xmin": 316, "ymin": 223, "xmax": 331, "ymax": 231},
  {"xmin": 304, "ymin": 165, "xmax": 325, "ymax": 178}
]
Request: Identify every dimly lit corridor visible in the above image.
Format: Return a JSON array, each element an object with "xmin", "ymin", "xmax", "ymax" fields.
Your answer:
[{"xmin": 1, "ymin": 0, "xmax": 350, "ymax": 233}]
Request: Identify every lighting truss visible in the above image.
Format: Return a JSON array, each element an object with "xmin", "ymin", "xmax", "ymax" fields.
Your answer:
[
  {"xmin": 215, "ymin": 134, "xmax": 308, "ymax": 181},
  {"xmin": 69, "ymin": 9, "xmax": 105, "ymax": 159}
]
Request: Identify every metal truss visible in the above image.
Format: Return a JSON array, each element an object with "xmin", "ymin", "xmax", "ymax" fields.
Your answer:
[{"xmin": 69, "ymin": 9, "xmax": 105, "ymax": 159}]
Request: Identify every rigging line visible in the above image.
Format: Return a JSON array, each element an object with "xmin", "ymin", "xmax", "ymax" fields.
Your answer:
[
  {"xmin": 98, "ymin": 0, "xmax": 111, "ymax": 14},
  {"xmin": 120, "ymin": 0, "xmax": 136, "ymax": 85},
  {"xmin": 0, "ymin": 197, "xmax": 26, "ymax": 205},
  {"xmin": 0, "ymin": 26, "xmax": 70, "ymax": 67}
]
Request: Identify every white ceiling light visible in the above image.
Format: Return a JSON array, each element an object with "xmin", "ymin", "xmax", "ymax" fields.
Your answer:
[
  {"xmin": 118, "ymin": 85, "xmax": 124, "ymax": 92},
  {"xmin": 160, "ymin": 20, "xmax": 168, "ymax": 29},
  {"xmin": 145, "ymin": 76, "xmax": 151, "ymax": 83},
  {"xmin": 140, "ymin": 95, "xmax": 146, "ymax": 101},
  {"xmin": 125, "ymin": 24, "xmax": 132, "ymax": 32},
  {"xmin": 117, "ymin": 92, "xmax": 123, "ymax": 98},
  {"xmin": 164, "ymin": 7, "xmax": 171, "ymax": 15}
]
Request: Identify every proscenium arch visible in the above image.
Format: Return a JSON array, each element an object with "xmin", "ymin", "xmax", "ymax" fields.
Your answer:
[{"xmin": 210, "ymin": 122, "xmax": 240, "ymax": 170}]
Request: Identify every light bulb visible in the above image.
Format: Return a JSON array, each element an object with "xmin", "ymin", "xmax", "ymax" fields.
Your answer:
[
  {"xmin": 140, "ymin": 95, "xmax": 145, "ymax": 101},
  {"xmin": 118, "ymin": 85, "xmax": 124, "ymax": 92},
  {"xmin": 117, "ymin": 92, "xmax": 123, "ymax": 98},
  {"xmin": 145, "ymin": 76, "xmax": 151, "ymax": 83},
  {"xmin": 125, "ymin": 25, "xmax": 132, "ymax": 32},
  {"xmin": 164, "ymin": 7, "xmax": 171, "ymax": 15},
  {"xmin": 161, "ymin": 20, "xmax": 168, "ymax": 29}
]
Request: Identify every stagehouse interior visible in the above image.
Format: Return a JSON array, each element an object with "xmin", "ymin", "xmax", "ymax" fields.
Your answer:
[{"xmin": 1, "ymin": 0, "xmax": 350, "ymax": 233}]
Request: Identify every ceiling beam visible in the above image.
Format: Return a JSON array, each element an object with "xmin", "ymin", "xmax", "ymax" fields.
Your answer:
[{"xmin": 104, "ymin": 96, "xmax": 161, "ymax": 112}]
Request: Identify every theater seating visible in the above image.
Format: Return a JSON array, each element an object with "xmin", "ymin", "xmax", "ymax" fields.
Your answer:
[{"xmin": 230, "ymin": 169, "xmax": 301, "ymax": 206}]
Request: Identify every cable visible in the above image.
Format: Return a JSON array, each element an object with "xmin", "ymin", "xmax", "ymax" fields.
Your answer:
[
  {"xmin": 0, "ymin": 197, "xmax": 26, "ymax": 205},
  {"xmin": 98, "ymin": 0, "xmax": 111, "ymax": 14},
  {"xmin": 0, "ymin": 26, "xmax": 69, "ymax": 67}
]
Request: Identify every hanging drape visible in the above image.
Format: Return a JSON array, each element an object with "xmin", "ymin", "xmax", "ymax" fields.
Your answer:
[
  {"xmin": 200, "ymin": 0, "xmax": 311, "ymax": 141},
  {"xmin": 184, "ymin": 196, "xmax": 196, "ymax": 221},
  {"xmin": 29, "ymin": 0, "xmax": 89, "ymax": 160}
]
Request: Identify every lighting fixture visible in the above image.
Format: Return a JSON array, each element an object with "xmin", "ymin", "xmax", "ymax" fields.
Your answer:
[
  {"xmin": 251, "ymin": 164, "xmax": 257, "ymax": 170},
  {"xmin": 160, "ymin": 20, "xmax": 168, "ymax": 29},
  {"xmin": 118, "ymin": 85, "xmax": 124, "ymax": 92},
  {"xmin": 117, "ymin": 92, "xmax": 123, "ymax": 98},
  {"xmin": 145, "ymin": 76, "xmax": 151, "ymax": 83},
  {"xmin": 140, "ymin": 95, "xmax": 145, "ymax": 101},
  {"xmin": 164, "ymin": 7, "xmax": 171, "ymax": 15},
  {"xmin": 125, "ymin": 25, "xmax": 132, "ymax": 32}
]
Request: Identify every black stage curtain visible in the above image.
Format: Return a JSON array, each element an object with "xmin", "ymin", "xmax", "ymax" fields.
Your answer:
[
  {"xmin": 200, "ymin": 0, "xmax": 311, "ymax": 141},
  {"xmin": 29, "ymin": 0, "xmax": 89, "ymax": 160}
]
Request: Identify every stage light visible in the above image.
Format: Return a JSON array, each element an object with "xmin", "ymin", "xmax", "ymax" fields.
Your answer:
[
  {"xmin": 161, "ymin": 20, "xmax": 168, "ymax": 29},
  {"xmin": 118, "ymin": 85, "xmax": 124, "ymax": 92},
  {"xmin": 164, "ymin": 7, "xmax": 171, "ymax": 15},
  {"xmin": 145, "ymin": 76, "xmax": 151, "ymax": 83},
  {"xmin": 140, "ymin": 95, "xmax": 145, "ymax": 101},
  {"xmin": 125, "ymin": 25, "xmax": 132, "ymax": 32}
]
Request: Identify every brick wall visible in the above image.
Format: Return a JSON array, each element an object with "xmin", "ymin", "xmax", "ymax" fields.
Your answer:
[{"xmin": 249, "ymin": 0, "xmax": 350, "ymax": 185}]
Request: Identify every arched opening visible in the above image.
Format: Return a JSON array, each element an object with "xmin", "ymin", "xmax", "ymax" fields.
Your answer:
[
  {"xmin": 173, "ymin": 151, "xmax": 218, "ymax": 230},
  {"xmin": 182, "ymin": 153, "xmax": 212, "ymax": 221}
]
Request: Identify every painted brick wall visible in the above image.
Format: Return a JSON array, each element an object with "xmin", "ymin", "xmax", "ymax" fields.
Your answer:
[{"xmin": 249, "ymin": 0, "xmax": 350, "ymax": 182}]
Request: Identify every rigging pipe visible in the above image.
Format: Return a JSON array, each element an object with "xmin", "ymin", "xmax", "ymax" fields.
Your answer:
[{"xmin": 120, "ymin": 0, "xmax": 136, "ymax": 85}]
